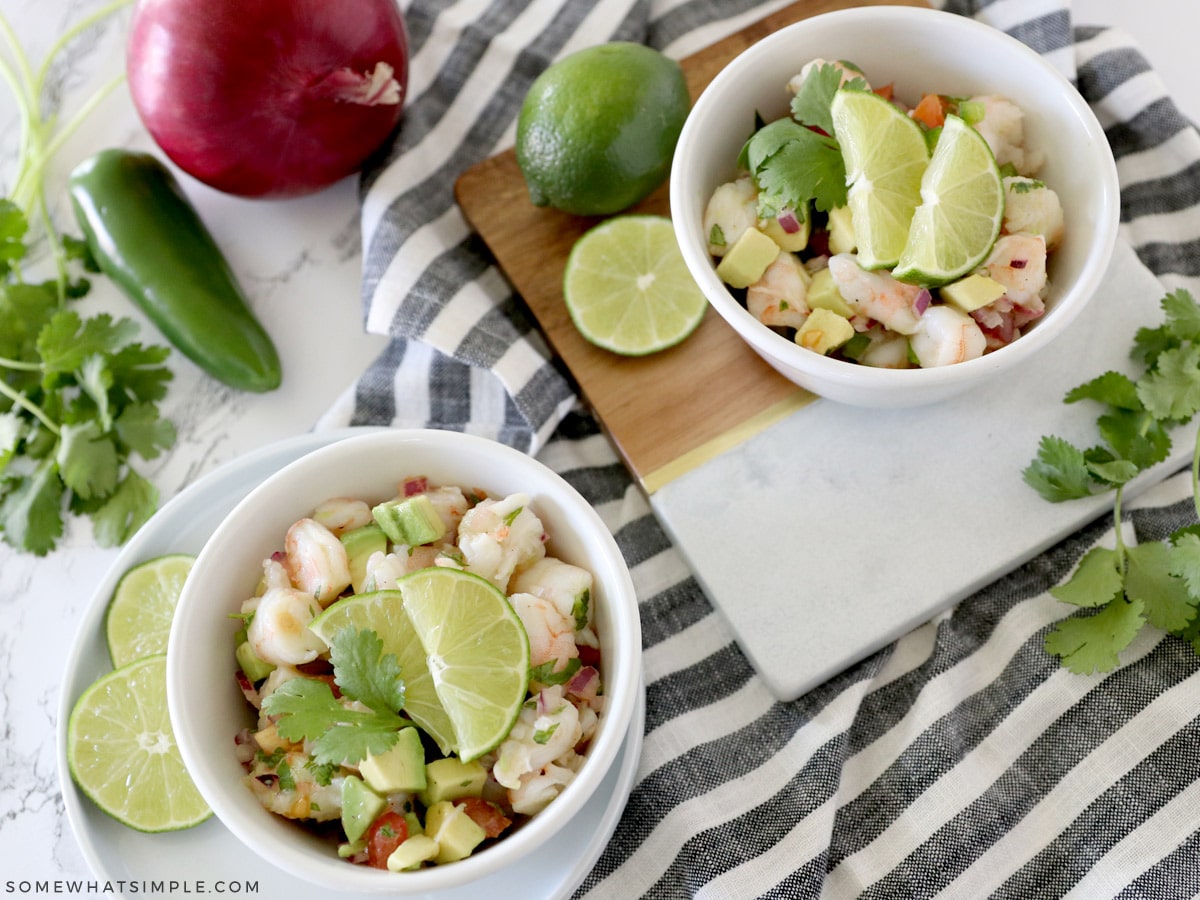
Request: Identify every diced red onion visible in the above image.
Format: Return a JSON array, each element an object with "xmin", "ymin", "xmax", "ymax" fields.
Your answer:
[
  {"xmin": 402, "ymin": 476, "xmax": 428, "ymax": 496},
  {"xmin": 1010, "ymin": 259, "xmax": 1027, "ymax": 269},
  {"xmin": 777, "ymin": 209, "xmax": 802, "ymax": 234},
  {"xmin": 566, "ymin": 666, "xmax": 600, "ymax": 701},
  {"xmin": 913, "ymin": 289, "xmax": 932, "ymax": 316}
]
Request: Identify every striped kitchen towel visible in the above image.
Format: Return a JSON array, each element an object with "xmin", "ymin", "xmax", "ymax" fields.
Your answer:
[{"xmin": 317, "ymin": 0, "xmax": 1200, "ymax": 896}]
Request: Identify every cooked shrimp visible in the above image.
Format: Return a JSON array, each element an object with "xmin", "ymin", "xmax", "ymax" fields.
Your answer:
[
  {"xmin": 285, "ymin": 518, "xmax": 352, "ymax": 606},
  {"xmin": 1003, "ymin": 177, "xmax": 1064, "ymax": 248},
  {"xmin": 506, "ymin": 762, "xmax": 577, "ymax": 816},
  {"xmin": 982, "ymin": 233, "xmax": 1048, "ymax": 310},
  {"xmin": 969, "ymin": 95, "xmax": 1042, "ymax": 175},
  {"xmin": 857, "ymin": 327, "xmax": 913, "ymax": 369},
  {"xmin": 909, "ymin": 305, "xmax": 986, "ymax": 367},
  {"xmin": 457, "ymin": 493, "xmax": 546, "ymax": 592},
  {"xmin": 827, "ymin": 253, "xmax": 925, "ymax": 335},
  {"xmin": 492, "ymin": 685, "xmax": 582, "ymax": 798},
  {"xmin": 362, "ymin": 549, "xmax": 409, "ymax": 591},
  {"xmin": 747, "ymin": 252, "xmax": 811, "ymax": 330},
  {"xmin": 703, "ymin": 177, "xmax": 758, "ymax": 257},
  {"xmin": 510, "ymin": 556, "xmax": 597, "ymax": 648},
  {"xmin": 510, "ymin": 592, "xmax": 579, "ymax": 676},
  {"xmin": 245, "ymin": 749, "xmax": 344, "ymax": 821},
  {"xmin": 424, "ymin": 485, "xmax": 471, "ymax": 534},
  {"xmin": 247, "ymin": 559, "xmax": 326, "ymax": 667},
  {"xmin": 310, "ymin": 497, "xmax": 373, "ymax": 535}
]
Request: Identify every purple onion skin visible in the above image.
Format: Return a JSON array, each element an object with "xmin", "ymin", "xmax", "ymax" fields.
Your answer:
[{"xmin": 127, "ymin": 0, "xmax": 409, "ymax": 199}]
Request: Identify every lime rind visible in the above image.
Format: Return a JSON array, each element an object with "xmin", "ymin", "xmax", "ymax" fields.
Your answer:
[
  {"xmin": 563, "ymin": 214, "xmax": 708, "ymax": 356},
  {"xmin": 830, "ymin": 89, "xmax": 930, "ymax": 270},
  {"xmin": 66, "ymin": 654, "xmax": 212, "ymax": 833},
  {"xmin": 104, "ymin": 553, "xmax": 195, "ymax": 668},
  {"xmin": 892, "ymin": 114, "xmax": 1005, "ymax": 287}
]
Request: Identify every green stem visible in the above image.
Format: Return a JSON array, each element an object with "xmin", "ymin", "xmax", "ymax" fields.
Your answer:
[
  {"xmin": 1191, "ymin": 424, "xmax": 1200, "ymax": 523},
  {"xmin": 1112, "ymin": 484, "xmax": 1127, "ymax": 573},
  {"xmin": 0, "ymin": 378, "xmax": 59, "ymax": 434},
  {"xmin": 32, "ymin": 0, "xmax": 133, "ymax": 98},
  {"xmin": 0, "ymin": 355, "xmax": 42, "ymax": 371}
]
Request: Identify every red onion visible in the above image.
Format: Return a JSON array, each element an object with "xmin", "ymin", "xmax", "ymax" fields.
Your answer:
[
  {"xmin": 777, "ymin": 209, "xmax": 802, "ymax": 234},
  {"xmin": 402, "ymin": 476, "xmax": 429, "ymax": 496},
  {"xmin": 127, "ymin": 0, "xmax": 409, "ymax": 199},
  {"xmin": 1010, "ymin": 259, "xmax": 1028, "ymax": 269},
  {"xmin": 913, "ymin": 289, "xmax": 932, "ymax": 316}
]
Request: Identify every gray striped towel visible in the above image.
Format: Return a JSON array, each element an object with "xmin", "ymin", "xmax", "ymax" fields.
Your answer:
[{"xmin": 316, "ymin": 0, "xmax": 1200, "ymax": 895}]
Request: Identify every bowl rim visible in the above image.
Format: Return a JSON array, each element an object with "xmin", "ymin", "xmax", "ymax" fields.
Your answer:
[
  {"xmin": 166, "ymin": 428, "xmax": 641, "ymax": 894},
  {"xmin": 670, "ymin": 5, "xmax": 1121, "ymax": 390}
]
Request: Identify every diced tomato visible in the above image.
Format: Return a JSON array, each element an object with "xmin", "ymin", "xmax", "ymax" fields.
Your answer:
[
  {"xmin": 458, "ymin": 798, "xmax": 512, "ymax": 839},
  {"xmin": 577, "ymin": 644, "xmax": 601, "ymax": 668},
  {"xmin": 872, "ymin": 82, "xmax": 895, "ymax": 102},
  {"xmin": 911, "ymin": 93, "xmax": 947, "ymax": 130},
  {"xmin": 365, "ymin": 811, "xmax": 409, "ymax": 869}
]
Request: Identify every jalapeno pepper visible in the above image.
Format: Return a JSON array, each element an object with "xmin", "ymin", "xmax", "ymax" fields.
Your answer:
[{"xmin": 69, "ymin": 149, "xmax": 282, "ymax": 393}]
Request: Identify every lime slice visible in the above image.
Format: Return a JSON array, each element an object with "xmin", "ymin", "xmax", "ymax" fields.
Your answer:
[
  {"xmin": 893, "ymin": 114, "xmax": 1005, "ymax": 286},
  {"xmin": 105, "ymin": 554, "xmax": 195, "ymax": 668},
  {"xmin": 563, "ymin": 214, "xmax": 708, "ymax": 356},
  {"xmin": 312, "ymin": 572, "xmax": 530, "ymax": 761},
  {"xmin": 312, "ymin": 589, "xmax": 458, "ymax": 756},
  {"xmin": 830, "ymin": 89, "xmax": 930, "ymax": 270},
  {"xmin": 67, "ymin": 654, "xmax": 211, "ymax": 832}
]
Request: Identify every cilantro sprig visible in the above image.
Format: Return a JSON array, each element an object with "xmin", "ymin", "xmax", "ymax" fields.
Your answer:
[
  {"xmin": 736, "ymin": 62, "xmax": 867, "ymax": 220},
  {"xmin": 0, "ymin": 3, "xmax": 176, "ymax": 555},
  {"xmin": 262, "ymin": 627, "xmax": 413, "ymax": 766},
  {"xmin": 1024, "ymin": 289, "xmax": 1200, "ymax": 673}
]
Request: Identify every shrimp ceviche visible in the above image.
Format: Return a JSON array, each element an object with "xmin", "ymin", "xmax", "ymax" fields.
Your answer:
[
  {"xmin": 231, "ymin": 476, "xmax": 603, "ymax": 872},
  {"xmin": 705, "ymin": 59, "xmax": 1064, "ymax": 368}
]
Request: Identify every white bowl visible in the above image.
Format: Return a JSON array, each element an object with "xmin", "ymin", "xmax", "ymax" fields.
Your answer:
[
  {"xmin": 670, "ymin": 6, "xmax": 1120, "ymax": 408},
  {"xmin": 167, "ymin": 429, "xmax": 641, "ymax": 894}
]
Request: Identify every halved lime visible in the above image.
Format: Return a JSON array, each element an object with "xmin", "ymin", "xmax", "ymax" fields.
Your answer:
[
  {"xmin": 105, "ymin": 554, "xmax": 195, "ymax": 668},
  {"xmin": 563, "ymin": 214, "xmax": 708, "ymax": 356},
  {"xmin": 311, "ymin": 571, "xmax": 530, "ymax": 761},
  {"xmin": 830, "ymin": 89, "xmax": 930, "ymax": 270},
  {"xmin": 892, "ymin": 114, "xmax": 1005, "ymax": 286},
  {"xmin": 66, "ymin": 654, "xmax": 211, "ymax": 833}
]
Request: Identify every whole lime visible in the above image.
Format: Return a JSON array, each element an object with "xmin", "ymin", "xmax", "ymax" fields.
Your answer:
[{"xmin": 516, "ymin": 42, "xmax": 690, "ymax": 217}]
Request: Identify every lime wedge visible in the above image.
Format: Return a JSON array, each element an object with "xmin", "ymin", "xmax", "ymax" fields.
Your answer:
[
  {"xmin": 67, "ymin": 654, "xmax": 211, "ymax": 833},
  {"xmin": 563, "ymin": 214, "xmax": 708, "ymax": 356},
  {"xmin": 312, "ymin": 589, "xmax": 458, "ymax": 756},
  {"xmin": 830, "ymin": 89, "xmax": 930, "ymax": 270},
  {"xmin": 105, "ymin": 554, "xmax": 195, "ymax": 668},
  {"xmin": 893, "ymin": 114, "xmax": 1005, "ymax": 286},
  {"xmin": 312, "ymin": 571, "xmax": 530, "ymax": 761}
]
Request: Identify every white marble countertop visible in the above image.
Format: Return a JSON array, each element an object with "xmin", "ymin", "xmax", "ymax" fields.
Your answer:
[{"xmin": 2, "ymin": 0, "xmax": 1195, "ymax": 894}]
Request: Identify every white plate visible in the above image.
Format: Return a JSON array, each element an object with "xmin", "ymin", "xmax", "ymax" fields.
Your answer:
[{"xmin": 56, "ymin": 427, "xmax": 645, "ymax": 900}]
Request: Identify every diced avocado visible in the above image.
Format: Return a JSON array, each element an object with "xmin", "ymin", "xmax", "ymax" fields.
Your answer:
[
  {"xmin": 341, "ymin": 775, "xmax": 387, "ymax": 843},
  {"xmin": 235, "ymin": 640, "xmax": 275, "ymax": 683},
  {"xmin": 386, "ymin": 833, "xmax": 440, "ymax": 872},
  {"xmin": 340, "ymin": 523, "xmax": 387, "ymax": 592},
  {"xmin": 796, "ymin": 308, "xmax": 855, "ymax": 355},
  {"xmin": 423, "ymin": 800, "xmax": 487, "ymax": 864},
  {"xmin": 715, "ymin": 226, "xmax": 780, "ymax": 289},
  {"xmin": 337, "ymin": 838, "xmax": 367, "ymax": 859},
  {"xmin": 372, "ymin": 494, "xmax": 447, "ymax": 546},
  {"xmin": 806, "ymin": 267, "xmax": 855, "ymax": 318},
  {"xmin": 360, "ymin": 727, "xmax": 427, "ymax": 794},
  {"xmin": 417, "ymin": 757, "xmax": 487, "ymax": 808},
  {"xmin": 941, "ymin": 273, "xmax": 1006, "ymax": 313},
  {"xmin": 403, "ymin": 810, "xmax": 423, "ymax": 837},
  {"xmin": 758, "ymin": 208, "xmax": 810, "ymax": 253},
  {"xmin": 827, "ymin": 205, "xmax": 857, "ymax": 254}
]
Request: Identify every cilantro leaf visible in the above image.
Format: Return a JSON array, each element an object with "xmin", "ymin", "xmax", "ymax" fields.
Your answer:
[
  {"xmin": 1096, "ymin": 407, "xmax": 1172, "ymax": 471},
  {"xmin": 1049, "ymin": 546, "xmax": 1123, "ymax": 608},
  {"xmin": 790, "ymin": 62, "xmax": 867, "ymax": 135},
  {"xmin": 530, "ymin": 657, "xmax": 582, "ymax": 686},
  {"xmin": 1131, "ymin": 324, "xmax": 1175, "ymax": 369},
  {"xmin": 1168, "ymin": 531, "xmax": 1200, "ymax": 599},
  {"xmin": 1064, "ymin": 371, "xmax": 1141, "ymax": 410},
  {"xmin": 263, "ymin": 677, "xmax": 403, "ymax": 766},
  {"xmin": 1161, "ymin": 289, "xmax": 1200, "ymax": 343},
  {"xmin": 1124, "ymin": 541, "xmax": 1198, "ymax": 632},
  {"xmin": 1023, "ymin": 435, "xmax": 1093, "ymax": 501},
  {"xmin": 90, "ymin": 470, "xmax": 157, "ymax": 547},
  {"xmin": 329, "ymin": 627, "xmax": 406, "ymax": 715},
  {"xmin": 1043, "ymin": 597, "xmax": 1146, "ymax": 675},
  {"xmin": 37, "ymin": 310, "xmax": 138, "ymax": 373},
  {"xmin": 0, "ymin": 200, "xmax": 29, "ymax": 273},
  {"xmin": 0, "ymin": 458, "xmax": 64, "ymax": 555},
  {"xmin": 56, "ymin": 421, "xmax": 118, "ymax": 500},
  {"xmin": 1137, "ymin": 343, "xmax": 1200, "ymax": 421},
  {"xmin": 740, "ymin": 119, "xmax": 847, "ymax": 216},
  {"xmin": 115, "ymin": 402, "xmax": 176, "ymax": 460}
]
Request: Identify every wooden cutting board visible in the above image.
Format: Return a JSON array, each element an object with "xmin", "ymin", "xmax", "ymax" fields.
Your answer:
[{"xmin": 455, "ymin": 0, "xmax": 929, "ymax": 492}]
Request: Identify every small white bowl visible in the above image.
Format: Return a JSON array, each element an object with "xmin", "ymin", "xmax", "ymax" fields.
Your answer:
[
  {"xmin": 671, "ymin": 6, "xmax": 1119, "ymax": 407},
  {"xmin": 167, "ymin": 429, "xmax": 641, "ymax": 894}
]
